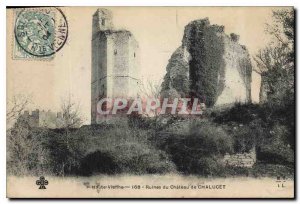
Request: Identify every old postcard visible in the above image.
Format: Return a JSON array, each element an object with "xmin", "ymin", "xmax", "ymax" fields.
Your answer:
[{"xmin": 6, "ymin": 6, "xmax": 295, "ymax": 198}]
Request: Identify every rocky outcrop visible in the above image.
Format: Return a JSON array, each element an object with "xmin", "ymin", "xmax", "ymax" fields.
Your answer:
[{"xmin": 161, "ymin": 18, "xmax": 252, "ymax": 107}]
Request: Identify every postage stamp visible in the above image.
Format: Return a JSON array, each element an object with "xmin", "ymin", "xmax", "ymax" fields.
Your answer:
[{"xmin": 13, "ymin": 7, "xmax": 68, "ymax": 59}]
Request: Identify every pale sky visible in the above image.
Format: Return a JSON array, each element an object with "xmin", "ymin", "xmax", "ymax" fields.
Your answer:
[{"xmin": 7, "ymin": 7, "xmax": 289, "ymax": 124}]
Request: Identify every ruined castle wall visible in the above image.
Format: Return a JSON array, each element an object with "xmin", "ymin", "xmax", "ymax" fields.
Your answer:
[
  {"xmin": 128, "ymin": 37, "xmax": 140, "ymax": 80},
  {"xmin": 92, "ymin": 9, "xmax": 113, "ymax": 36},
  {"xmin": 91, "ymin": 33, "xmax": 108, "ymax": 124},
  {"xmin": 105, "ymin": 35, "xmax": 114, "ymax": 99},
  {"xmin": 91, "ymin": 9, "xmax": 114, "ymax": 123},
  {"xmin": 111, "ymin": 32, "xmax": 130, "ymax": 98},
  {"xmin": 39, "ymin": 111, "xmax": 57, "ymax": 128},
  {"xmin": 91, "ymin": 14, "xmax": 140, "ymax": 123},
  {"xmin": 161, "ymin": 18, "xmax": 252, "ymax": 107},
  {"xmin": 215, "ymin": 35, "xmax": 252, "ymax": 105},
  {"xmin": 161, "ymin": 46, "xmax": 190, "ymax": 98},
  {"xmin": 18, "ymin": 110, "xmax": 64, "ymax": 129},
  {"xmin": 222, "ymin": 148, "xmax": 256, "ymax": 168},
  {"xmin": 105, "ymin": 31, "xmax": 139, "ymax": 98},
  {"xmin": 259, "ymin": 76, "xmax": 269, "ymax": 104},
  {"xmin": 128, "ymin": 37, "xmax": 140, "ymax": 97}
]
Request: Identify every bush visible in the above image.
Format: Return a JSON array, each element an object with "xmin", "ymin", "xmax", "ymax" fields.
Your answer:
[
  {"xmin": 212, "ymin": 102, "xmax": 294, "ymax": 166},
  {"xmin": 213, "ymin": 102, "xmax": 259, "ymax": 124},
  {"xmin": 222, "ymin": 166, "xmax": 251, "ymax": 177},
  {"xmin": 250, "ymin": 163, "xmax": 294, "ymax": 178},
  {"xmin": 76, "ymin": 123, "xmax": 176, "ymax": 175},
  {"xmin": 222, "ymin": 121, "xmax": 263, "ymax": 153},
  {"xmin": 257, "ymin": 124, "xmax": 294, "ymax": 165},
  {"xmin": 7, "ymin": 123, "xmax": 52, "ymax": 176},
  {"xmin": 78, "ymin": 151, "xmax": 120, "ymax": 176},
  {"xmin": 158, "ymin": 119, "xmax": 233, "ymax": 176},
  {"xmin": 112, "ymin": 142, "xmax": 176, "ymax": 174},
  {"xmin": 128, "ymin": 114, "xmax": 153, "ymax": 130}
]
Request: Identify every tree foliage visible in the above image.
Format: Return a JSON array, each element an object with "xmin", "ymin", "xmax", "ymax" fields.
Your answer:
[
  {"xmin": 186, "ymin": 21, "xmax": 225, "ymax": 107},
  {"xmin": 254, "ymin": 9, "xmax": 294, "ymax": 105}
]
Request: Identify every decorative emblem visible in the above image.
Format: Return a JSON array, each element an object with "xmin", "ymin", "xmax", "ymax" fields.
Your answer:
[{"xmin": 36, "ymin": 176, "xmax": 49, "ymax": 189}]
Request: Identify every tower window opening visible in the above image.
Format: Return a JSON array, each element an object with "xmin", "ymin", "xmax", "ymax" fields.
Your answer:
[
  {"xmin": 101, "ymin": 19, "xmax": 105, "ymax": 26},
  {"xmin": 134, "ymin": 52, "xmax": 136, "ymax": 57},
  {"xmin": 114, "ymin": 49, "xmax": 117, "ymax": 55}
]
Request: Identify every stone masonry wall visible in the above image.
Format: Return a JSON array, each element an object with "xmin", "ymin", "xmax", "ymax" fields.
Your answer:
[{"xmin": 223, "ymin": 147, "xmax": 256, "ymax": 168}]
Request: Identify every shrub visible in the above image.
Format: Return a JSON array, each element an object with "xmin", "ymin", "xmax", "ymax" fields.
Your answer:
[
  {"xmin": 213, "ymin": 102, "xmax": 259, "ymax": 124},
  {"xmin": 113, "ymin": 142, "xmax": 176, "ymax": 174},
  {"xmin": 212, "ymin": 102, "xmax": 294, "ymax": 166},
  {"xmin": 250, "ymin": 163, "xmax": 294, "ymax": 178},
  {"xmin": 7, "ymin": 123, "xmax": 52, "ymax": 176},
  {"xmin": 158, "ymin": 119, "xmax": 233, "ymax": 175},
  {"xmin": 128, "ymin": 114, "xmax": 153, "ymax": 129},
  {"xmin": 223, "ymin": 122, "xmax": 263, "ymax": 153},
  {"xmin": 257, "ymin": 124, "xmax": 294, "ymax": 165},
  {"xmin": 45, "ymin": 127, "xmax": 88, "ymax": 176},
  {"xmin": 222, "ymin": 166, "xmax": 251, "ymax": 177},
  {"xmin": 78, "ymin": 151, "xmax": 120, "ymax": 176},
  {"xmin": 75, "ymin": 123, "xmax": 176, "ymax": 175}
]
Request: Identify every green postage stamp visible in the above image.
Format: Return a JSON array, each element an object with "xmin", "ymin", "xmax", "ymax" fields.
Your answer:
[{"xmin": 13, "ymin": 7, "xmax": 68, "ymax": 60}]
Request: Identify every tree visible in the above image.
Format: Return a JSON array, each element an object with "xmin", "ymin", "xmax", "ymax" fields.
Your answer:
[
  {"xmin": 254, "ymin": 9, "xmax": 294, "ymax": 105},
  {"xmin": 6, "ymin": 94, "xmax": 32, "ymax": 127},
  {"xmin": 266, "ymin": 10, "xmax": 294, "ymax": 54},
  {"xmin": 139, "ymin": 78, "xmax": 162, "ymax": 117},
  {"xmin": 60, "ymin": 95, "xmax": 83, "ymax": 129},
  {"xmin": 254, "ymin": 8, "xmax": 295, "ymax": 151},
  {"xmin": 57, "ymin": 95, "xmax": 83, "ymax": 176},
  {"xmin": 139, "ymin": 78, "xmax": 162, "ymax": 99},
  {"xmin": 7, "ymin": 94, "xmax": 51, "ymax": 175}
]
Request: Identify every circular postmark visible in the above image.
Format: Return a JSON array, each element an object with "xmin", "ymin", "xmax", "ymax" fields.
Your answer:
[{"xmin": 14, "ymin": 7, "xmax": 68, "ymax": 57}]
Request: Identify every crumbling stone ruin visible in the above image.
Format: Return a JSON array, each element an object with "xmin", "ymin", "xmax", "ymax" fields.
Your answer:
[
  {"xmin": 161, "ymin": 18, "xmax": 252, "ymax": 107},
  {"xmin": 223, "ymin": 147, "xmax": 256, "ymax": 168},
  {"xmin": 259, "ymin": 74, "xmax": 271, "ymax": 104},
  {"xmin": 17, "ymin": 109, "xmax": 64, "ymax": 129}
]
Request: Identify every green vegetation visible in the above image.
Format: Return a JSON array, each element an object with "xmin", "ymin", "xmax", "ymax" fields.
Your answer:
[
  {"xmin": 7, "ymin": 104, "xmax": 294, "ymax": 178},
  {"xmin": 7, "ymin": 120, "xmax": 176, "ymax": 177},
  {"xmin": 156, "ymin": 119, "xmax": 233, "ymax": 176},
  {"xmin": 255, "ymin": 9, "xmax": 294, "ymax": 106},
  {"xmin": 186, "ymin": 20, "xmax": 226, "ymax": 106}
]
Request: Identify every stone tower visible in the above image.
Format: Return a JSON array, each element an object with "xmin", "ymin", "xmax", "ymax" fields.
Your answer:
[{"xmin": 91, "ymin": 8, "xmax": 140, "ymax": 124}]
